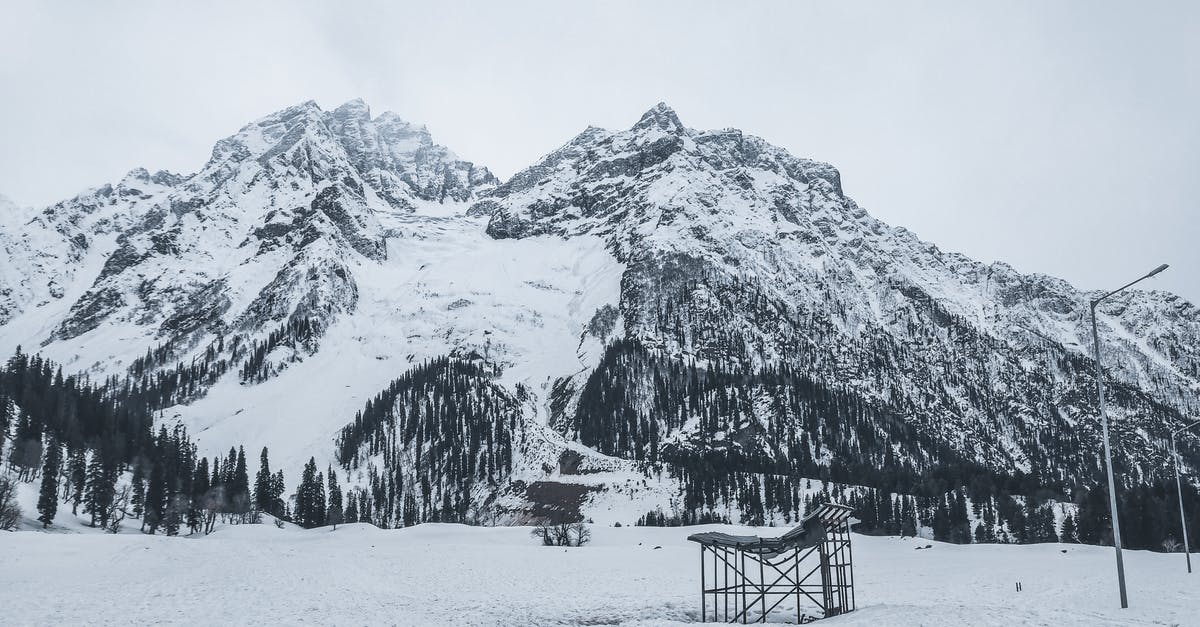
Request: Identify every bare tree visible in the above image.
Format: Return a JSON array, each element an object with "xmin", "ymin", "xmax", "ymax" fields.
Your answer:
[
  {"xmin": 105, "ymin": 485, "xmax": 131, "ymax": 534},
  {"xmin": 1163, "ymin": 538, "xmax": 1182, "ymax": 553},
  {"xmin": 0, "ymin": 474, "xmax": 21, "ymax": 530},
  {"xmin": 568, "ymin": 521, "xmax": 591, "ymax": 547},
  {"xmin": 202, "ymin": 486, "xmax": 224, "ymax": 534},
  {"xmin": 531, "ymin": 522, "xmax": 554, "ymax": 546},
  {"xmin": 531, "ymin": 521, "xmax": 591, "ymax": 547}
]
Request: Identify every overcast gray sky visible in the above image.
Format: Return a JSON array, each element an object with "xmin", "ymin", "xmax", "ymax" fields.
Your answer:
[{"xmin": 1, "ymin": 1, "xmax": 1197, "ymax": 303}]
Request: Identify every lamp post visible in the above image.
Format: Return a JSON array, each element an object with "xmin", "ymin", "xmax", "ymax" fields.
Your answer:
[
  {"xmin": 1089, "ymin": 263, "xmax": 1168, "ymax": 609},
  {"xmin": 1171, "ymin": 418, "xmax": 1200, "ymax": 573}
]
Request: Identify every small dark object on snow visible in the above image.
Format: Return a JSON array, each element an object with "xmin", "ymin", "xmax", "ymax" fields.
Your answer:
[
  {"xmin": 1061, "ymin": 549, "xmax": 1068, "ymax": 553},
  {"xmin": 1015, "ymin": 582, "xmax": 1023, "ymax": 592},
  {"xmin": 653, "ymin": 545, "xmax": 662, "ymax": 550}
]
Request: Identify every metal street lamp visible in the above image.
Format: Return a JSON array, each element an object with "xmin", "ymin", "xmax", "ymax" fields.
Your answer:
[
  {"xmin": 1171, "ymin": 418, "xmax": 1200, "ymax": 572},
  {"xmin": 1089, "ymin": 262, "xmax": 1168, "ymax": 609}
]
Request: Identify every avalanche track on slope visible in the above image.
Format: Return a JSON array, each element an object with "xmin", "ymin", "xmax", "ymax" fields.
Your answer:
[{"xmin": 165, "ymin": 206, "xmax": 625, "ymax": 472}]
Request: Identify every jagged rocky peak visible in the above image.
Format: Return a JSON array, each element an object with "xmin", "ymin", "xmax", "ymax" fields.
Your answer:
[
  {"xmin": 116, "ymin": 168, "xmax": 184, "ymax": 196},
  {"xmin": 477, "ymin": 101, "xmax": 846, "ymax": 242},
  {"xmin": 319, "ymin": 98, "xmax": 498, "ymax": 206},
  {"xmin": 200, "ymin": 99, "xmax": 496, "ymax": 207},
  {"xmin": 632, "ymin": 101, "xmax": 684, "ymax": 133}
]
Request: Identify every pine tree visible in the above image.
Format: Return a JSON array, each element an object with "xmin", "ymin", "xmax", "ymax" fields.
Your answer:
[
  {"xmin": 932, "ymin": 495, "xmax": 951, "ymax": 541},
  {"xmin": 230, "ymin": 446, "xmax": 250, "ymax": 519},
  {"xmin": 189, "ymin": 457, "xmax": 209, "ymax": 534},
  {"xmin": 314, "ymin": 471, "xmax": 326, "ymax": 528},
  {"xmin": 84, "ymin": 455, "xmax": 115, "ymax": 528},
  {"xmin": 0, "ymin": 392, "xmax": 11, "ymax": 464},
  {"xmin": 295, "ymin": 458, "xmax": 321, "ymax": 528},
  {"xmin": 345, "ymin": 491, "xmax": 359, "ymax": 524},
  {"xmin": 67, "ymin": 448, "xmax": 86, "ymax": 515},
  {"xmin": 254, "ymin": 447, "xmax": 272, "ymax": 515},
  {"xmin": 1061, "ymin": 513, "xmax": 1078, "ymax": 543},
  {"xmin": 327, "ymin": 466, "xmax": 343, "ymax": 530},
  {"xmin": 270, "ymin": 469, "xmax": 286, "ymax": 520},
  {"xmin": 949, "ymin": 489, "xmax": 972, "ymax": 544},
  {"xmin": 36, "ymin": 432, "xmax": 62, "ymax": 528},
  {"xmin": 144, "ymin": 460, "xmax": 166, "ymax": 534},
  {"xmin": 901, "ymin": 496, "xmax": 918, "ymax": 537},
  {"xmin": 131, "ymin": 462, "xmax": 146, "ymax": 519}
]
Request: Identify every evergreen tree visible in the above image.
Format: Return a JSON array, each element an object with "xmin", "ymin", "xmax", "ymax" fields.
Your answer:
[
  {"xmin": 144, "ymin": 460, "xmax": 166, "ymax": 534},
  {"xmin": 1061, "ymin": 513, "xmax": 1078, "ymax": 543},
  {"xmin": 36, "ymin": 431, "xmax": 62, "ymax": 527},
  {"xmin": 932, "ymin": 495, "xmax": 951, "ymax": 541},
  {"xmin": 131, "ymin": 462, "xmax": 146, "ymax": 519},
  {"xmin": 901, "ymin": 496, "xmax": 918, "ymax": 537},
  {"xmin": 314, "ymin": 471, "xmax": 326, "ymax": 528},
  {"xmin": 10, "ymin": 411, "xmax": 42, "ymax": 481},
  {"xmin": 189, "ymin": 457, "xmax": 209, "ymax": 534},
  {"xmin": 295, "ymin": 458, "xmax": 322, "ymax": 528},
  {"xmin": 230, "ymin": 446, "xmax": 250, "ymax": 519},
  {"xmin": 0, "ymin": 391, "xmax": 11, "ymax": 464},
  {"xmin": 84, "ymin": 455, "xmax": 115, "ymax": 528},
  {"xmin": 270, "ymin": 469, "xmax": 286, "ymax": 520},
  {"xmin": 327, "ymin": 466, "xmax": 343, "ymax": 530},
  {"xmin": 949, "ymin": 489, "xmax": 972, "ymax": 544},
  {"xmin": 345, "ymin": 491, "xmax": 359, "ymax": 524},
  {"xmin": 67, "ymin": 448, "xmax": 86, "ymax": 515},
  {"xmin": 254, "ymin": 447, "xmax": 272, "ymax": 515},
  {"xmin": 1025, "ymin": 502, "xmax": 1058, "ymax": 543}
]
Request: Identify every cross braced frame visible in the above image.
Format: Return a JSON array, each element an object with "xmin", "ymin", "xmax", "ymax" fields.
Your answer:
[{"xmin": 691, "ymin": 503, "xmax": 856, "ymax": 623}]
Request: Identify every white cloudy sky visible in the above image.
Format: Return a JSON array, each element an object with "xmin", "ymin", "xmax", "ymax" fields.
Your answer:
[{"xmin": 1, "ymin": 1, "xmax": 1197, "ymax": 302}]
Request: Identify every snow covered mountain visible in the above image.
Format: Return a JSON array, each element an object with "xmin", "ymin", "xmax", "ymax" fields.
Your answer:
[
  {"xmin": 0, "ymin": 99, "xmax": 616, "ymax": 498},
  {"xmin": 0, "ymin": 99, "xmax": 498, "ymax": 373},
  {"xmin": 2, "ymin": 100, "xmax": 1198, "ymax": 529},
  {"xmin": 477, "ymin": 104, "xmax": 1199, "ymax": 488}
]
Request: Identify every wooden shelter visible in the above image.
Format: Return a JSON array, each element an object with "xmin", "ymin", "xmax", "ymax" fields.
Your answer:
[{"xmin": 687, "ymin": 502, "xmax": 856, "ymax": 623}]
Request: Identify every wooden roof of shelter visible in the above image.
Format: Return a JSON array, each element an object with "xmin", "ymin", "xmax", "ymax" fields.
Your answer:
[{"xmin": 686, "ymin": 502, "xmax": 854, "ymax": 558}]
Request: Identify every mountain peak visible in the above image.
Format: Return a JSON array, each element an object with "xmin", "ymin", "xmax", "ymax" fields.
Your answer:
[
  {"xmin": 283, "ymin": 99, "xmax": 322, "ymax": 115},
  {"xmin": 333, "ymin": 98, "xmax": 371, "ymax": 120},
  {"xmin": 633, "ymin": 102, "xmax": 684, "ymax": 134}
]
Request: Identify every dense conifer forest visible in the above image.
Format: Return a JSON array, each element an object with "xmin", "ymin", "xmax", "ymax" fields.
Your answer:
[
  {"xmin": 333, "ymin": 357, "xmax": 519, "ymax": 527},
  {"xmin": 562, "ymin": 341, "xmax": 1200, "ymax": 549},
  {"xmin": 3, "ymin": 345, "xmax": 1197, "ymax": 553},
  {"xmin": 0, "ymin": 348, "xmax": 285, "ymax": 533}
]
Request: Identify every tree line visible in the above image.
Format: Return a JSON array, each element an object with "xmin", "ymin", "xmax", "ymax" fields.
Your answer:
[{"xmin": 1, "ymin": 347, "xmax": 325, "ymax": 533}]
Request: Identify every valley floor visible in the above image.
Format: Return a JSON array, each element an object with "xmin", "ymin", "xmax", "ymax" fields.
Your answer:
[{"xmin": 0, "ymin": 523, "xmax": 1195, "ymax": 626}]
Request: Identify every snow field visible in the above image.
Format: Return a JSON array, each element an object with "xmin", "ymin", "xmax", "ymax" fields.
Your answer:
[{"xmin": 1, "ymin": 523, "xmax": 1196, "ymax": 626}]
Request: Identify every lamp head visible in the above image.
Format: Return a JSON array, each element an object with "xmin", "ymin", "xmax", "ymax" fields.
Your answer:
[{"xmin": 1148, "ymin": 263, "xmax": 1169, "ymax": 277}]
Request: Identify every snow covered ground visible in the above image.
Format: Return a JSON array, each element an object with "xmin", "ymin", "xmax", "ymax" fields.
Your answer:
[{"xmin": 1, "ymin": 522, "xmax": 1195, "ymax": 626}]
